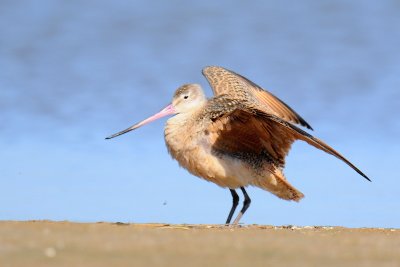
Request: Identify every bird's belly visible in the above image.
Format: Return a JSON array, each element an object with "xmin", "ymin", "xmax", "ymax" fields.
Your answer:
[{"xmin": 172, "ymin": 145, "xmax": 260, "ymax": 189}]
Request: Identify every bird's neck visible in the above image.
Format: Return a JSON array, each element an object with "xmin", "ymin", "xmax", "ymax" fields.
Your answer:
[{"xmin": 164, "ymin": 108, "xmax": 204, "ymax": 159}]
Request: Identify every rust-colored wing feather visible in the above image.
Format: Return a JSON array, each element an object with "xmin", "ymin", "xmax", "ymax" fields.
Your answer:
[
  {"xmin": 204, "ymin": 99, "xmax": 370, "ymax": 181},
  {"xmin": 202, "ymin": 66, "xmax": 313, "ymax": 130},
  {"xmin": 259, "ymin": 113, "xmax": 370, "ymax": 181},
  {"xmin": 207, "ymin": 109, "xmax": 295, "ymax": 168}
]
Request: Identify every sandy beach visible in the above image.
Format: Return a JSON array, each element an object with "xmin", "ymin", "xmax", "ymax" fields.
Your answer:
[{"xmin": 0, "ymin": 221, "xmax": 398, "ymax": 267}]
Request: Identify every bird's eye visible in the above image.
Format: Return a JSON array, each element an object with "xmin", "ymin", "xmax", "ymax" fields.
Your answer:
[{"xmin": 184, "ymin": 95, "xmax": 189, "ymax": 99}]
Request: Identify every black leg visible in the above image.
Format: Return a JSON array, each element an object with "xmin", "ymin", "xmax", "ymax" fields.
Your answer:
[
  {"xmin": 225, "ymin": 189, "xmax": 239, "ymax": 224},
  {"xmin": 232, "ymin": 187, "xmax": 251, "ymax": 225},
  {"xmin": 240, "ymin": 187, "xmax": 251, "ymax": 214}
]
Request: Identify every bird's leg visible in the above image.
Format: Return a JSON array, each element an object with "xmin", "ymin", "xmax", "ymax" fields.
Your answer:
[
  {"xmin": 225, "ymin": 189, "xmax": 239, "ymax": 225},
  {"xmin": 232, "ymin": 187, "xmax": 251, "ymax": 225}
]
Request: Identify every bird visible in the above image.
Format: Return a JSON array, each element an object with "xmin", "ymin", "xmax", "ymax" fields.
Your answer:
[{"xmin": 106, "ymin": 66, "xmax": 370, "ymax": 225}]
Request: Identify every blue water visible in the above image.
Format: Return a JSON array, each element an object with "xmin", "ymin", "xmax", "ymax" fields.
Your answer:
[{"xmin": 1, "ymin": 0, "xmax": 399, "ymax": 227}]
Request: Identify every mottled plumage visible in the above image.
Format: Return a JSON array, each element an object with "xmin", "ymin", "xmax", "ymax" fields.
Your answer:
[
  {"xmin": 202, "ymin": 66, "xmax": 313, "ymax": 129},
  {"xmin": 106, "ymin": 66, "xmax": 370, "ymax": 225}
]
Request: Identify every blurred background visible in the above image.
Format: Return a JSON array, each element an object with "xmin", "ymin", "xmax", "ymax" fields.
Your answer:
[{"xmin": 1, "ymin": 0, "xmax": 399, "ymax": 228}]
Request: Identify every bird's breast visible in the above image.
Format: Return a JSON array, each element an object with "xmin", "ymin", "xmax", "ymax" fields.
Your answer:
[{"xmin": 164, "ymin": 113, "xmax": 208, "ymax": 174}]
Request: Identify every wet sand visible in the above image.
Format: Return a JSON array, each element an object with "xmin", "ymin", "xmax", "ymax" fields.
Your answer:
[{"xmin": 0, "ymin": 221, "xmax": 398, "ymax": 267}]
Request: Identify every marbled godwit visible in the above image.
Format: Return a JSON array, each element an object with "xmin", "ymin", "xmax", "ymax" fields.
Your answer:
[{"xmin": 106, "ymin": 66, "xmax": 370, "ymax": 225}]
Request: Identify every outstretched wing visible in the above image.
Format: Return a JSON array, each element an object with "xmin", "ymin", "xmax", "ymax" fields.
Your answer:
[
  {"xmin": 205, "ymin": 104, "xmax": 370, "ymax": 181},
  {"xmin": 260, "ymin": 113, "xmax": 370, "ymax": 181},
  {"xmin": 202, "ymin": 66, "xmax": 313, "ymax": 130}
]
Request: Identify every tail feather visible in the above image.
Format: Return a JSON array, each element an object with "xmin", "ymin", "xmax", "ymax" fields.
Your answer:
[{"xmin": 252, "ymin": 168, "xmax": 304, "ymax": 201}]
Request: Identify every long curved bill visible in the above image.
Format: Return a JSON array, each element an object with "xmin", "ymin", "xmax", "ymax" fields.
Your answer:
[{"xmin": 105, "ymin": 104, "xmax": 176, "ymax": 140}]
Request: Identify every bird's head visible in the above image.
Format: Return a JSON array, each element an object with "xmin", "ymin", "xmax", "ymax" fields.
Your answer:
[{"xmin": 172, "ymin": 84, "xmax": 207, "ymax": 113}]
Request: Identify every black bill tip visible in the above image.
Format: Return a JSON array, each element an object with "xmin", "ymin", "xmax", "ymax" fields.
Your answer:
[{"xmin": 105, "ymin": 126, "xmax": 136, "ymax": 140}]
